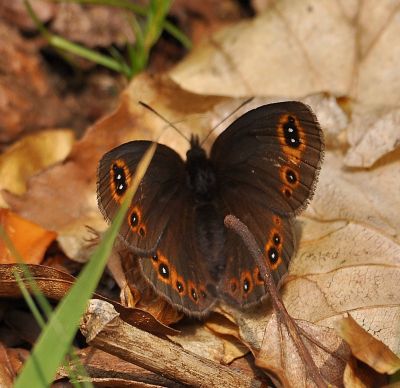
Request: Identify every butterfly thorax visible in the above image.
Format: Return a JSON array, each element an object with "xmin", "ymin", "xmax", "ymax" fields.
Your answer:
[{"xmin": 186, "ymin": 136, "xmax": 217, "ymax": 203}]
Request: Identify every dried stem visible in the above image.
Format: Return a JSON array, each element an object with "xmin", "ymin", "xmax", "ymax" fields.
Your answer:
[
  {"xmin": 81, "ymin": 299, "xmax": 262, "ymax": 388},
  {"xmin": 224, "ymin": 214, "xmax": 327, "ymax": 388}
]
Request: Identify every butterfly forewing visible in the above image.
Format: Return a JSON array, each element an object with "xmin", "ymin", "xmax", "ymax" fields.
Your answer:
[
  {"xmin": 98, "ymin": 141, "xmax": 185, "ymax": 250},
  {"xmin": 211, "ymin": 101, "xmax": 324, "ymax": 216}
]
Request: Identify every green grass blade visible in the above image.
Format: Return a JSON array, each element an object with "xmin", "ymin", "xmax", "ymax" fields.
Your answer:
[{"xmin": 15, "ymin": 143, "xmax": 157, "ymax": 387}]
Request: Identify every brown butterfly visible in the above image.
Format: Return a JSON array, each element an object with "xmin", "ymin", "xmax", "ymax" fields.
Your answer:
[{"xmin": 97, "ymin": 101, "xmax": 324, "ymax": 317}]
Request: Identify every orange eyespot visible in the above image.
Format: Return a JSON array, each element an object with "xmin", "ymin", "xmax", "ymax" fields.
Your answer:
[
  {"xmin": 277, "ymin": 114, "xmax": 306, "ymax": 161},
  {"xmin": 110, "ymin": 159, "xmax": 131, "ymax": 203}
]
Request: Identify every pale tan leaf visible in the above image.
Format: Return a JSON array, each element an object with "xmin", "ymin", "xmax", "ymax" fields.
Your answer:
[
  {"xmin": 170, "ymin": 0, "xmax": 355, "ymax": 98},
  {"xmin": 308, "ymin": 152, "xmax": 400, "ymax": 242},
  {"xmin": 344, "ymin": 107, "xmax": 400, "ymax": 167},
  {"xmin": 169, "ymin": 322, "xmax": 248, "ymax": 365},
  {"xmin": 256, "ymin": 314, "xmax": 349, "ymax": 387}
]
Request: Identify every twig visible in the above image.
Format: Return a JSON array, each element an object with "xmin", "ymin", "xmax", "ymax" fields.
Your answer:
[
  {"xmin": 224, "ymin": 215, "xmax": 327, "ymax": 388},
  {"xmin": 80, "ymin": 299, "xmax": 262, "ymax": 388}
]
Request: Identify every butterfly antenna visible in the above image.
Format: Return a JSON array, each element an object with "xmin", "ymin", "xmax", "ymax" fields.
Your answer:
[
  {"xmin": 200, "ymin": 97, "xmax": 254, "ymax": 146},
  {"xmin": 139, "ymin": 101, "xmax": 190, "ymax": 142}
]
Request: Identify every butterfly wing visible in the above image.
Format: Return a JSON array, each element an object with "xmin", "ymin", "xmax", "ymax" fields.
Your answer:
[
  {"xmin": 97, "ymin": 141, "xmax": 217, "ymax": 316},
  {"xmin": 211, "ymin": 101, "xmax": 323, "ymax": 307},
  {"xmin": 216, "ymin": 186, "xmax": 295, "ymax": 307},
  {"xmin": 211, "ymin": 101, "xmax": 324, "ymax": 216}
]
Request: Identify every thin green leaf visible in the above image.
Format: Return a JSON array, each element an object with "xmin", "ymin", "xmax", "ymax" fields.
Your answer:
[{"xmin": 14, "ymin": 143, "xmax": 157, "ymax": 387}]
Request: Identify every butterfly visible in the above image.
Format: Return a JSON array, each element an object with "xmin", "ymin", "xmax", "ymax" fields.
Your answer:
[{"xmin": 97, "ymin": 101, "xmax": 324, "ymax": 317}]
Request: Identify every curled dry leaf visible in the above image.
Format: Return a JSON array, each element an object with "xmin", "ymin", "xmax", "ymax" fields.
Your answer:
[
  {"xmin": 0, "ymin": 264, "xmax": 177, "ymax": 337},
  {"xmin": 0, "ymin": 129, "xmax": 75, "ymax": 208},
  {"xmin": 335, "ymin": 315, "xmax": 400, "ymax": 375},
  {"xmin": 0, "ymin": 209, "xmax": 56, "ymax": 264},
  {"xmin": 343, "ymin": 356, "xmax": 389, "ymax": 387}
]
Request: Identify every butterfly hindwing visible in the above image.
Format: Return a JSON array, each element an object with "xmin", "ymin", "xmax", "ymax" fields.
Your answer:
[
  {"xmin": 139, "ymin": 191, "xmax": 218, "ymax": 316},
  {"xmin": 216, "ymin": 185, "xmax": 295, "ymax": 307},
  {"xmin": 211, "ymin": 101, "xmax": 324, "ymax": 216}
]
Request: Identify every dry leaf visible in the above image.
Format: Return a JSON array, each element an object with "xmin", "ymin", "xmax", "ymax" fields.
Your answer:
[
  {"xmin": 0, "ymin": 22, "xmax": 71, "ymax": 143},
  {"xmin": 0, "ymin": 342, "xmax": 14, "ymax": 388},
  {"xmin": 170, "ymin": 1, "xmax": 400, "ymax": 110},
  {"xmin": 56, "ymin": 346, "xmax": 184, "ymax": 387},
  {"xmin": 0, "ymin": 264, "xmax": 177, "ymax": 337},
  {"xmin": 256, "ymin": 314, "xmax": 349, "ymax": 387},
  {"xmin": 283, "ymin": 216, "xmax": 400, "ymax": 354},
  {"xmin": 344, "ymin": 107, "xmax": 400, "ymax": 167},
  {"xmin": 170, "ymin": 0, "xmax": 355, "ymax": 98},
  {"xmin": 0, "ymin": 129, "xmax": 75, "ymax": 208},
  {"xmin": 0, "ymin": 209, "xmax": 56, "ymax": 264},
  {"xmin": 308, "ymin": 151, "xmax": 400, "ymax": 243},
  {"xmin": 51, "ymin": 3, "xmax": 135, "ymax": 48},
  {"xmin": 169, "ymin": 321, "xmax": 248, "ymax": 365},
  {"xmin": 343, "ymin": 357, "xmax": 388, "ymax": 388},
  {"xmin": 335, "ymin": 315, "xmax": 400, "ymax": 375},
  {"xmin": 0, "ymin": 0, "xmax": 55, "ymax": 30}
]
